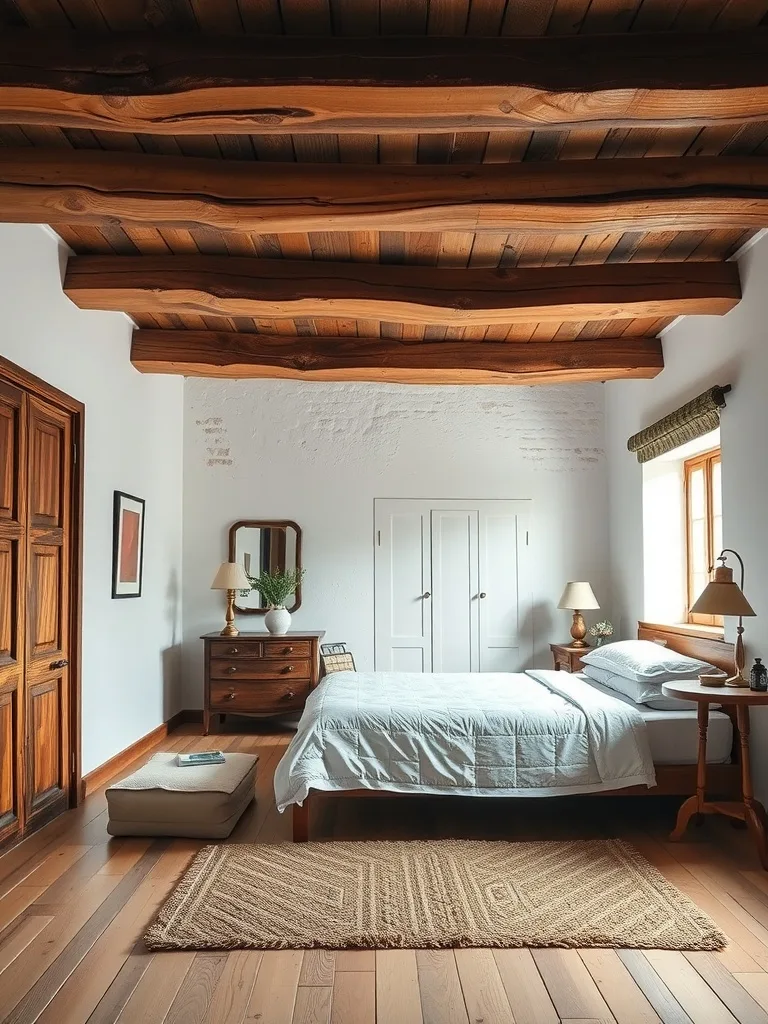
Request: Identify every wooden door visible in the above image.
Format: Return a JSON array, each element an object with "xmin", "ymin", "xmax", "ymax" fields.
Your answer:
[
  {"xmin": 0, "ymin": 380, "xmax": 26, "ymax": 845},
  {"xmin": 430, "ymin": 509, "xmax": 480, "ymax": 672},
  {"xmin": 24, "ymin": 396, "xmax": 72, "ymax": 832},
  {"xmin": 477, "ymin": 507, "xmax": 532, "ymax": 672},
  {"xmin": 374, "ymin": 500, "xmax": 433, "ymax": 671}
]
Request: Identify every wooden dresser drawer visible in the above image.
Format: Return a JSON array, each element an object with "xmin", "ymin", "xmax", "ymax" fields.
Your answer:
[
  {"xmin": 201, "ymin": 631, "xmax": 324, "ymax": 734},
  {"xmin": 208, "ymin": 640, "xmax": 263, "ymax": 660},
  {"xmin": 210, "ymin": 679, "xmax": 310, "ymax": 713},
  {"xmin": 210, "ymin": 658, "xmax": 311, "ymax": 681},
  {"xmin": 262, "ymin": 640, "xmax": 312, "ymax": 659}
]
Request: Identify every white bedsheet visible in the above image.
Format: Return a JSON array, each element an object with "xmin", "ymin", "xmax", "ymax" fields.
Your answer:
[
  {"xmin": 274, "ymin": 669, "xmax": 656, "ymax": 811},
  {"xmin": 575, "ymin": 673, "xmax": 733, "ymax": 764}
]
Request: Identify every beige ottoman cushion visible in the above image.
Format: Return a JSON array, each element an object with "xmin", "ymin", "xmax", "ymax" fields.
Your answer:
[{"xmin": 106, "ymin": 752, "xmax": 258, "ymax": 838}]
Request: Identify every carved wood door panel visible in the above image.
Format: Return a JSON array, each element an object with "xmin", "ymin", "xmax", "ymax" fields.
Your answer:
[
  {"xmin": 0, "ymin": 380, "xmax": 26, "ymax": 846},
  {"xmin": 0, "ymin": 377, "xmax": 77, "ymax": 847},
  {"xmin": 24, "ymin": 396, "xmax": 72, "ymax": 833}
]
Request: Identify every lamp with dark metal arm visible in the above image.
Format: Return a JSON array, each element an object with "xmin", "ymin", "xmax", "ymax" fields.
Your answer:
[{"xmin": 690, "ymin": 548, "xmax": 756, "ymax": 687}]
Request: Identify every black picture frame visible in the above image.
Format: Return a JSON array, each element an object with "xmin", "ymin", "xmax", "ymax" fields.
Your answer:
[{"xmin": 111, "ymin": 490, "xmax": 145, "ymax": 599}]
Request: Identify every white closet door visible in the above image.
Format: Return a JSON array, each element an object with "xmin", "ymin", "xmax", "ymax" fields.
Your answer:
[
  {"xmin": 478, "ymin": 507, "xmax": 532, "ymax": 671},
  {"xmin": 430, "ymin": 509, "xmax": 479, "ymax": 672},
  {"xmin": 374, "ymin": 502, "xmax": 432, "ymax": 671}
]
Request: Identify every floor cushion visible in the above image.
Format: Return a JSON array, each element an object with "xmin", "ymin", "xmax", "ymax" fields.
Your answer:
[{"xmin": 106, "ymin": 751, "xmax": 259, "ymax": 838}]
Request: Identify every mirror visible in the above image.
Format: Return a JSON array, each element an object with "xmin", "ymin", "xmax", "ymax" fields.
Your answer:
[{"xmin": 228, "ymin": 520, "xmax": 302, "ymax": 614}]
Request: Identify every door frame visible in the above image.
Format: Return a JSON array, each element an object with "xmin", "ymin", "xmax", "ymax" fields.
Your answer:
[{"xmin": 0, "ymin": 353, "xmax": 84, "ymax": 813}]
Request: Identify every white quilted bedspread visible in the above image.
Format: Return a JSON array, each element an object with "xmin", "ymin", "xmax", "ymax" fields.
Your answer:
[{"xmin": 273, "ymin": 670, "xmax": 655, "ymax": 811}]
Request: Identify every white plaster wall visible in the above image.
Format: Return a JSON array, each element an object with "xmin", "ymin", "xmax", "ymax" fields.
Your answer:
[
  {"xmin": 0, "ymin": 224, "xmax": 184, "ymax": 774},
  {"xmin": 606, "ymin": 230, "xmax": 768, "ymax": 798},
  {"xmin": 182, "ymin": 378, "xmax": 610, "ymax": 707}
]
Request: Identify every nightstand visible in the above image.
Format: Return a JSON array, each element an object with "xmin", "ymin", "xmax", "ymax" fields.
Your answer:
[
  {"xmin": 550, "ymin": 643, "xmax": 589, "ymax": 673},
  {"xmin": 663, "ymin": 680, "xmax": 768, "ymax": 870}
]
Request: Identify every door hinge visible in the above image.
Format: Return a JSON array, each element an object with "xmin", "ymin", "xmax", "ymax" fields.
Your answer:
[
  {"xmin": 73, "ymin": 440, "xmax": 78, "ymax": 465},
  {"xmin": 71, "ymin": 751, "xmax": 77, "ymax": 773},
  {"xmin": 526, "ymin": 531, "xmax": 529, "ymax": 546},
  {"xmin": 377, "ymin": 530, "xmax": 381, "ymax": 546}
]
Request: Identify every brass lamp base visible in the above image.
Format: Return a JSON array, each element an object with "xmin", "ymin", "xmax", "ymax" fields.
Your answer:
[
  {"xmin": 726, "ymin": 672, "xmax": 748, "ymax": 688},
  {"xmin": 220, "ymin": 588, "xmax": 239, "ymax": 637},
  {"xmin": 569, "ymin": 610, "xmax": 588, "ymax": 648}
]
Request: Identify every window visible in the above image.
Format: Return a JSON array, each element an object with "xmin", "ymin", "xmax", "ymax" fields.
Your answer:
[{"xmin": 685, "ymin": 448, "xmax": 722, "ymax": 625}]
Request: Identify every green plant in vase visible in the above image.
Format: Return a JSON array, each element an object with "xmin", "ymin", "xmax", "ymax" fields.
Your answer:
[{"xmin": 246, "ymin": 567, "xmax": 306, "ymax": 635}]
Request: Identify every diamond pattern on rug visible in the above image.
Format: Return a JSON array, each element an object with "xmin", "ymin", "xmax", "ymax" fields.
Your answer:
[{"xmin": 144, "ymin": 838, "xmax": 726, "ymax": 952}]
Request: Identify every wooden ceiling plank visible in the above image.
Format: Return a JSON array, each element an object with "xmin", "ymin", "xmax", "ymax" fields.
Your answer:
[
  {"xmin": 6, "ymin": 150, "xmax": 768, "ymax": 235},
  {"xmin": 330, "ymin": 0, "xmax": 379, "ymax": 34},
  {"xmin": 546, "ymin": 0, "xmax": 591, "ymax": 34},
  {"xmin": 236, "ymin": 0, "xmax": 282, "ymax": 33},
  {"xmin": 63, "ymin": 254, "xmax": 742, "ymax": 325},
  {"xmin": 4, "ymin": 30, "xmax": 768, "ymax": 134},
  {"xmin": 579, "ymin": 0, "xmax": 643, "ymax": 33}
]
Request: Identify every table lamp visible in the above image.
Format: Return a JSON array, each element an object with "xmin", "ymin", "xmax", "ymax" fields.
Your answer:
[
  {"xmin": 690, "ymin": 548, "xmax": 756, "ymax": 687},
  {"xmin": 558, "ymin": 581, "xmax": 600, "ymax": 648},
  {"xmin": 211, "ymin": 561, "xmax": 251, "ymax": 637}
]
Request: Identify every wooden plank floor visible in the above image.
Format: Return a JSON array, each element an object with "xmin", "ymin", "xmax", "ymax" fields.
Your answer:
[{"xmin": 3, "ymin": 722, "xmax": 768, "ymax": 1023}]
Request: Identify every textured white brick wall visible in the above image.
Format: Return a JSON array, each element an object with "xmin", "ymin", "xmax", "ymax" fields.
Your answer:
[{"xmin": 182, "ymin": 379, "xmax": 610, "ymax": 707}]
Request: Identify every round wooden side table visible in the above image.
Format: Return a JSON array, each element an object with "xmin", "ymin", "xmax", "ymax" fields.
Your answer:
[{"xmin": 662, "ymin": 680, "xmax": 768, "ymax": 869}]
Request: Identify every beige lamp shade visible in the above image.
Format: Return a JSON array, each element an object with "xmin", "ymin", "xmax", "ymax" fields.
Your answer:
[
  {"xmin": 690, "ymin": 564, "xmax": 756, "ymax": 617},
  {"xmin": 211, "ymin": 561, "xmax": 251, "ymax": 591},
  {"xmin": 558, "ymin": 582, "xmax": 600, "ymax": 611}
]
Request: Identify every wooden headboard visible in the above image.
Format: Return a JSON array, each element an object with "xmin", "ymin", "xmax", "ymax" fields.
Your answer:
[{"xmin": 638, "ymin": 621, "xmax": 735, "ymax": 675}]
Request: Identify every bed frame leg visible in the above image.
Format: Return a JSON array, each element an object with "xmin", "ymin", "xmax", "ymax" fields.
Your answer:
[{"xmin": 293, "ymin": 799, "xmax": 310, "ymax": 842}]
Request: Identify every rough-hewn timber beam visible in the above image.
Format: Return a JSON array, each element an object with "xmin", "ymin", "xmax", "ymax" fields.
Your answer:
[
  {"xmin": 130, "ymin": 331, "xmax": 664, "ymax": 385},
  {"xmin": 2, "ymin": 30, "xmax": 768, "ymax": 134},
  {"xmin": 4, "ymin": 150, "xmax": 768, "ymax": 234},
  {"xmin": 65, "ymin": 257, "xmax": 741, "ymax": 327}
]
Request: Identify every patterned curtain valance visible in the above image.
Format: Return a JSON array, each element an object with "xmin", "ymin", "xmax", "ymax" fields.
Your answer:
[{"xmin": 627, "ymin": 385, "xmax": 731, "ymax": 464}]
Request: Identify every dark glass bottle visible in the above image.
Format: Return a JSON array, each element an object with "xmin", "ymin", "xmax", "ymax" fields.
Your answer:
[{"xmin": 750, "ymin": 658, "xmax": 768, "ymax": 693}]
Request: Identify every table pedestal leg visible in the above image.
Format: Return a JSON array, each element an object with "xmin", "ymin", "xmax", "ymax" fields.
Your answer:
[
  {"xmin": 737, "ymin": 705, "xmax": 768, "ymax": 870},
  {"xmin": 670, "ymin": 701, "xmax": 709, "ymax": 841}
]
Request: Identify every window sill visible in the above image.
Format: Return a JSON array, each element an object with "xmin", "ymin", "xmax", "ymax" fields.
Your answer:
[{"xmin": 643, "ymin": 621, "xmax": 725, "ymax": 641}]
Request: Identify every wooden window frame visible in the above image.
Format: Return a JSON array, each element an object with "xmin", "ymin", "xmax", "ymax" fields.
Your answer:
[{"xmin": 684, "ymin": 447, "xmax": 722, "ymax": 627}]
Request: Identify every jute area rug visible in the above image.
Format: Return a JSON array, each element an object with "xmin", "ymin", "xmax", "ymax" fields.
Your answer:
[{"xmin": 144, "ymin": 838, "xmax": 725, "ymax": 952}]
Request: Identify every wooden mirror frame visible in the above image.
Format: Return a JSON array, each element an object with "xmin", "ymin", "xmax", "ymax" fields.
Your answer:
[{"xmin": 228, "ymin": 519, "xmax": 303, "ymax": 615}]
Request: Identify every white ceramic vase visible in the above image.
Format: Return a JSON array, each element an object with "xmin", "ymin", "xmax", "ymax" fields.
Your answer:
[{"xmin": 265, "ymin": 605, "xmax": 291, "ymax": 635}]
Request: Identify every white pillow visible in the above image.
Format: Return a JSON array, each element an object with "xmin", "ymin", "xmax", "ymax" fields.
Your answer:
[
  {"xmin": 581, "ymin": 639, "xmax": 714, "ymax": 683},
  {"xmin": 581, "ymin": 664, "xmax": 718, "ymax": 711}
]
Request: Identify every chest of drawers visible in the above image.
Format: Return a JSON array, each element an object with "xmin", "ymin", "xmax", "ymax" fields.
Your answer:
[{"xmin": 201, "ymin": 631, "xmax": 325, "ymax": 734}]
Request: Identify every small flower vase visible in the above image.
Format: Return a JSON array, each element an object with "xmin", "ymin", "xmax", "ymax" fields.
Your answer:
[
  {"xmin": 592, "ymin": 636, "xmax": 606, "ymax": 647},
  {"xmin": 265, "ymin": 605, "xmax": 291, "ymax": 635}
]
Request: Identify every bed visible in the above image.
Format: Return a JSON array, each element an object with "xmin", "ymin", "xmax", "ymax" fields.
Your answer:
[{"xmin": 276, "ymin": 622, "xmax": 739, "ymax": 841}]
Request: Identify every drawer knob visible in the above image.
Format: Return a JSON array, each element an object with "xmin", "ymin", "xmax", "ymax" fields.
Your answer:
[
  {"xmin": 226, "ymin": 689, "xmax": 236, "ymax": 701},
  {"xmin": 282, "ymin": 690, "xmax": 296, "ymax": 700},
  {"xmin": 226, "ymin": 666, "xmax": 237, "ymax": 674},
  {"xmin": 228, "ymin": 647, "xmax": 239, "ymax": 655},
  {"xmin": 284, "ymin": 646, "xmax": 293, "ymax": 654},
  {"xmin": 282, "ymin": 665, "xmax": 294, "ymax": 673}
]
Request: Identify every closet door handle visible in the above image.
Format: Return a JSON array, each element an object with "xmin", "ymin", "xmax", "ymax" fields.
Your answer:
[
  {"xmin": 478, "ymin": 592, "xmax": 487, "ymax": 599},
  {"xmin": 422, "ymin": 591, "xmax": 431, "ymax": 599},
  {"xmin": 50, "ymin": 658, "xmax": 68, "ymax": 670}
]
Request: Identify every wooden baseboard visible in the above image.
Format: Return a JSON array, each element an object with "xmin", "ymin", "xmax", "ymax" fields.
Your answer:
[{"xmin": 80, "ymin": 709, "xmax": 204, "ymax": 797}]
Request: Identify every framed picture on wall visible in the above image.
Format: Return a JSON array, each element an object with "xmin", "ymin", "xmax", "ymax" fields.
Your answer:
[{"xmin": 112, "ymin": 491, "xmax": 145, "ymax": 598}]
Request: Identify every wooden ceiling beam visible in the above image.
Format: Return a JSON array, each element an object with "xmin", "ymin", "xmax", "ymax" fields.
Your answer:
[
  {"xmin": 130, "ymin": 331, "xmax": 664, "ymax": 385},
  {"xmin": 2, "ymin": 30, "xmax": 768, "ymax": 134},
  {"xmin": 64, "ymin": 256, "xmax": 741, "ymax": 327},
  {"xmin": 4, "ymin": 150, "xmax": 768, "ymax": 234}
]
